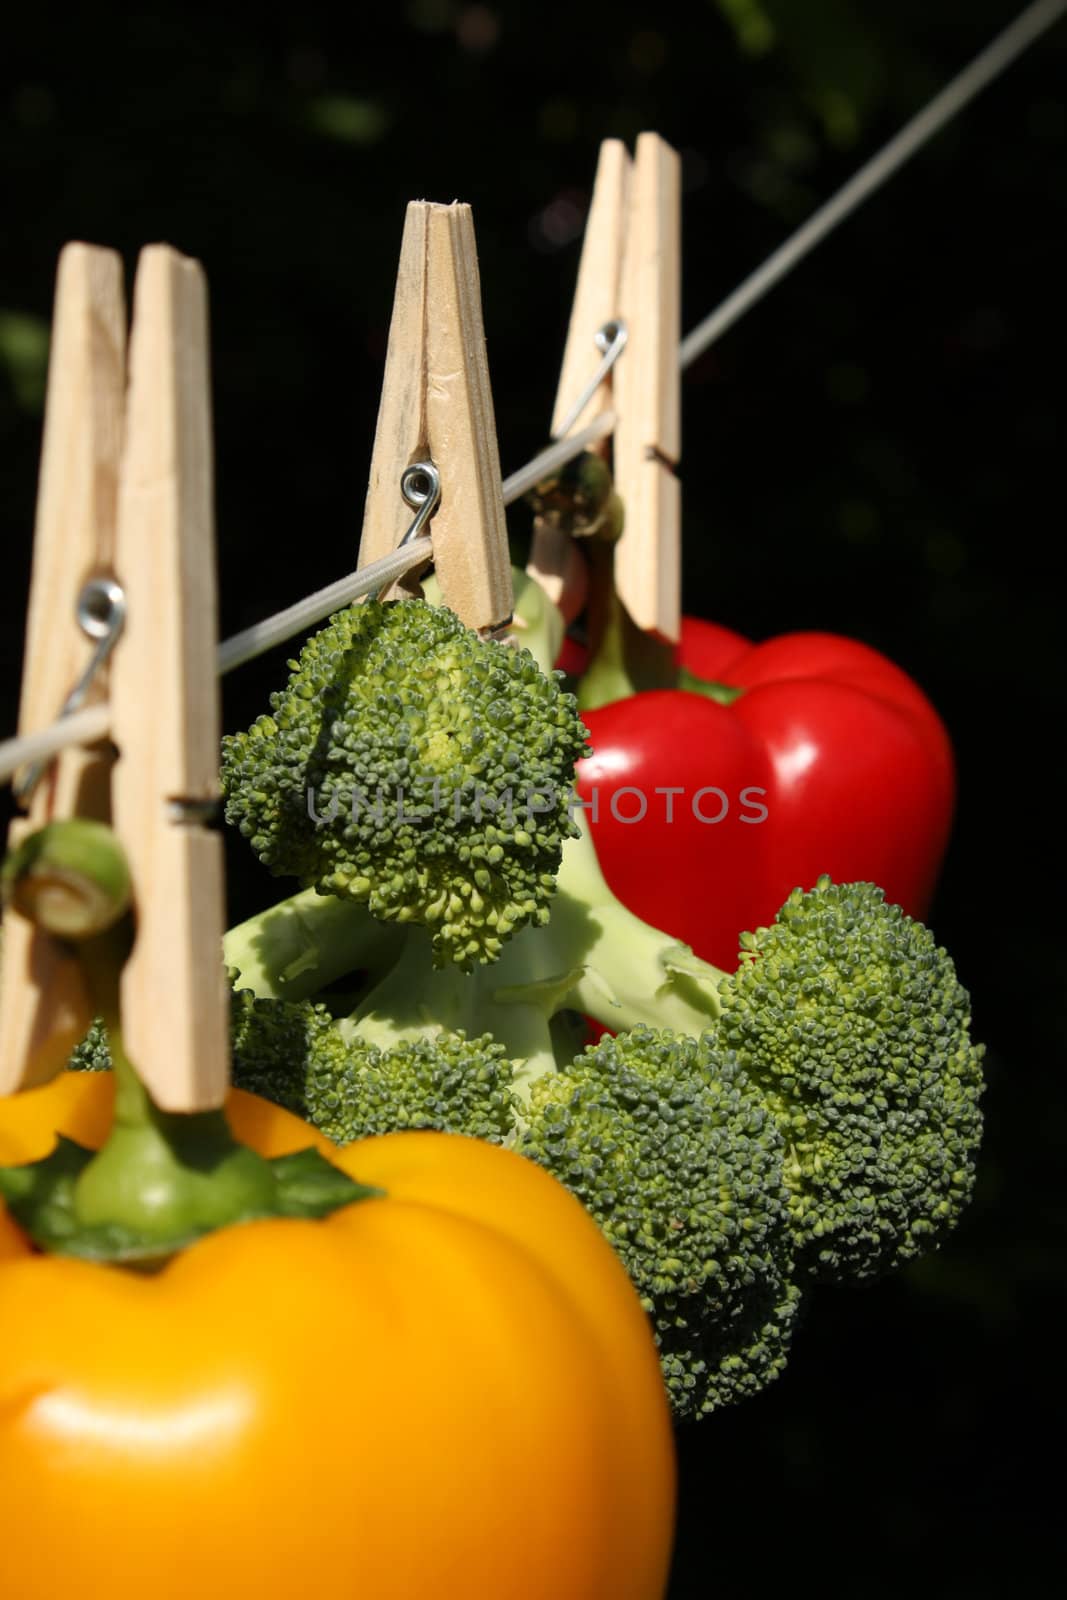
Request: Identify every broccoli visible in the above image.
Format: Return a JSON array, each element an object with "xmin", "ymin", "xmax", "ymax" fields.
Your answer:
[
  {"xmin": 718, "ymin": 876, "xmax": 985, "ymax": 1282},
  {"xmin": 222, "ymin": 815, "xmax": 983, "ymax": 1417},
  {"xmin": 216, "ymin": 568, "xmax": 985, "ymax": 1419},
  {"xmin": 230, "ymin": 989, "xmax": 517, "ymax": 1145},
  {"xmin": 220, "ymin": 595, "xmax": 589, "ymax": 969},
  {"xmin": 516, "ymin": 1027, "xmax": 801, "ymax": 1418},
  {"xmin": 67, "ymin": 1015, "xmax": 112, "ymax": 1073}
]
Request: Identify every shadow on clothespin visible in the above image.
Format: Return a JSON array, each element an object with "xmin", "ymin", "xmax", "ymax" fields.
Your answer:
[
  {"xmin": 0, "ymin": 242, "xmax": 230, "ymax": 1112},
  {"xmin": 529, "ymin": 133, "xmax": 682, "ymax": 643},
  {"xmin": 356, "ymin": 201, "xmax": 514, "ymax": 636}
]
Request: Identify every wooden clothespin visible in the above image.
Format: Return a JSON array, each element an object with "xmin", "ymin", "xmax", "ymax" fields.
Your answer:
[
  {"xmin": 356, "ymin": 201, "xmax": 514, "ymax": 635},
  {"xmin": 0, "ymin": 243, "xmax": 230, "ymax": 1112},
  {"xmin": 531, "ymin": 133, "xmax": 681, "ymax": 642},
  {"xmin": 0, "ymin": 245, "xmax": 126, "ymax": 1093}
]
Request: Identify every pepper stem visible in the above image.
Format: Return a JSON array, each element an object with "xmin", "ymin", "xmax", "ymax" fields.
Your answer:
[
  {"xmin": 1, "ymin": 818, "xmax": 131, "ymax": 938},
  {"xmin": 573, "ymin": 506, "xmax": 747, "ymax": 711},
  {"xmin": 73, "ymin": 1028, "xmax": 279, "ymax": 1243},
  {"xmin": 67, "ymin": 926, "xmax": 279, "ymax": 1244},
  {"xmin": 576, "ymin": 536, "xmax": 678, "ymax": 712}
]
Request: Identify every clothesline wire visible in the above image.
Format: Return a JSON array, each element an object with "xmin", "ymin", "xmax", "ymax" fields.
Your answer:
[
  {"xmin": 680, "ymin": 0, "xmax": 1066, "ymax": 368},
  {"xmin": 215, "ymin": 412, "xmax": 616, "ymax": 676},
  {"xmin": 2, "ymin": 0, "xmax": 1062, "ymax": 787}
]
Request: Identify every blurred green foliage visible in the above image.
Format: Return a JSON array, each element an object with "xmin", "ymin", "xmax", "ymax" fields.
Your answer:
[
  {"xmin": 1, "ymin": 3, "xmax": 1063, "ymax": 1591},
  {"xmin": 0, "ymin": 310, "xmax": 48, "ymax": 408}
]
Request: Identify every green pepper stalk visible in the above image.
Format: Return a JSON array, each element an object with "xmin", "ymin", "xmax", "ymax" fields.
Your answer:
[
  {"xmin": 0, "ymin": 820, "xmax": 375, "ymax": 1263},
  {"xmin": 576, "ymin": 528, "xmax": 681, "ymax": 712},
  {"xmin": 70, "ymin": 924, "xmax": 282, "ymax": 1246},
  {"xmin": 528, "ymin": 451, "xmax": 742, "ymax": 712},
  {"xmin": 1, "ymin": 819, "xmax": 131, "ymax": 938}
]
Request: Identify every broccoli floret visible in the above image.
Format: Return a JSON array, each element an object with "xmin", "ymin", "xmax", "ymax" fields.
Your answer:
[
  {"xmin": 220, "ymin": 597, "xmax": 590, "ymax": 970},
  {"xmin": 67, "ymin": 1015, "xmax": 113, "ymax": 1073},
  {"xmin": 230, "ymin": 987, "xmax": 517, "ymax": 1146},
  {"xmin": 716, "ymin": 875, "xmax": 985, "ymax": 1282},
  {"xmin": 516, "ymin": 1026, "xmax": 801, "ymax": 1421}
]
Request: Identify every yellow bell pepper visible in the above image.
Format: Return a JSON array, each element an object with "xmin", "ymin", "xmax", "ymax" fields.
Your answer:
[{"xmin": 0, "ymin": 1072, "xmax": 675, "ymax": 1599}]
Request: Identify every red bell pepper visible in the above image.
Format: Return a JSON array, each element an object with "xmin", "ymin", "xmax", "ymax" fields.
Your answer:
[
  {"xmin": 530, "ymin": 452, "xmax": 956, "ymax": 971},
  {"xmin": 575, "ymin": 617, "xmax": 955, "ymax": 972}
]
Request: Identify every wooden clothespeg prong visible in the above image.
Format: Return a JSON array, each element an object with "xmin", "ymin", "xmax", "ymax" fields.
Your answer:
[
  {"xmin": 357, "ymin": 200, "xmax": 514, "ymax": 635},
  {"xmin": 528, "ymin": 140, "xmax": 632, "ymax": 613},
  {"xmin": 550, "ymin": 139, "xmax": 632, "ymax": 442},
  {"xmin": 613, "ymin": 132, "xmax": 682, "ymax": 644},
  {"xmin": 0, "ymin": 243, "xmax": 126, "ymax": 1094},
  {"xmin": 531, "ymin": 133, "xmax": 682, "ymax": 643},
  {"xmin": 109, "ymin": 245, "xmax": 230, "ymax": 1113}
]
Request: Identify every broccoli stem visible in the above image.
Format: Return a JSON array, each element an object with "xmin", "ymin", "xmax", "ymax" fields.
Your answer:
[
  {"xmin": 224, "ymin": 886, "xmax": 406, "ymax": 1001},
  {"xmin": 423, "ymin": 562, "xmax": 564, "ymax": 677},
  {"xmin": 225, "ymin": 822, "xmax": 724, "ymax": 1097},
  {"xmin": 344, "ymin": 929, "xmax": 560, "ymax": 1091},
  {"xmin": 533, "ymin": 824, "xmax": 724, "ymax": 1039}
]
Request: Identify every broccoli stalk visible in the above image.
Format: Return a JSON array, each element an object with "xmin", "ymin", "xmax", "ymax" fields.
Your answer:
[
  {"xmin": 226, "ymin": 828, "xmax": 984, "ymax": 1274},
  {"xmin": 225, "ymin": 808, "xmax": 725, "ymax": 1110},
  {"xmin": 215, "ymin": 882, "xmax": 406, "ymax": 1001},
  {"xmin": 271, "ymin": 821, "xmax": 722, "ymax": 1087}
]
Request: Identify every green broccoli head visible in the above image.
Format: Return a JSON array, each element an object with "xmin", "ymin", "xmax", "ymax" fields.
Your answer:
[
  {"xmin": 716, "ymin": 876, "xmax": 985, "ymax": 1283},
  {"xmin": 220, "ymin": 599, "xmax": 590, "ymax": 970},
  {"xmin": 230, "ymin": 987, "xmax": 518, "ymax": 1145},
  {"xmin": 515, "ymin": 1025, "xmax": 801, "ymax": 1421},
  {"xmin": 67, "ymin": 1015, "xmax": 113, "ymax": 1073}
]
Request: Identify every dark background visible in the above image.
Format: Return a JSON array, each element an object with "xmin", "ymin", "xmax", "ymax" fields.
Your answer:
[{"xmin": 2, "ymin": 3, "xmax": 1063, "ymax": 1592}]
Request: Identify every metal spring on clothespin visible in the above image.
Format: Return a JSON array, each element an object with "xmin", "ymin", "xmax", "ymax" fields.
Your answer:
[
  {"xmin": 366, "ymin": 461, "xmax": 442, "ymax": 603},
  {"xmin": 13, "ymin": 576, "xmax": 126, "ymax": 806},
  {"xmin": 551, "ymin": 321, "xmax": 628, "ymax": 443}
]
